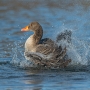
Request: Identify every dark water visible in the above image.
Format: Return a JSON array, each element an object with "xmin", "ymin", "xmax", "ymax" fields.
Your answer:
[{"xmin": 0, "ymin": 0, "xmax": 90, "ymax": 90}]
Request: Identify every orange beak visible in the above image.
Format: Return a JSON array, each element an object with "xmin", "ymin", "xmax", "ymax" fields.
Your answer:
[{"xmin": 21, "ymin": 26, "xmax": 29, "ymax": 31}]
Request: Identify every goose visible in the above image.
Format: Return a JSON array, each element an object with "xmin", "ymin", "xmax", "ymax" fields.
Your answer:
[{"xmin": 21, "ymin": 22, "xmax": 71, "ymax": 68}]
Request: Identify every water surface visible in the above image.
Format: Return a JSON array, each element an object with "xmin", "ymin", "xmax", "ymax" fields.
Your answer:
[{"xmin": 0, "ymin": 0, "xmax": 90, "ymax": 90}]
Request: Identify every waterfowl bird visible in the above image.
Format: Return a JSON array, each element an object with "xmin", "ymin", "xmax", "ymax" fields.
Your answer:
[{"xmin": 21, "ymin": 22, "xmax": 71, "ymax": 69}]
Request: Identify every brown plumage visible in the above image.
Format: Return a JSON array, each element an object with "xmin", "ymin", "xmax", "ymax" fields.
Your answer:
[{"xmin": 21, "ymin": 22, "xmax": 71, "ymax": 69}]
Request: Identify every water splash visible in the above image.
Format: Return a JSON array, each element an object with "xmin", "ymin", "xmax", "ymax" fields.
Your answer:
[
  {"xmin": 10, "ymin": 30, "xmax": 90, "ymax": 70},
  {"xmin": 10, "ymin": 42, "xmax": 37, "ymax": 69},
  {"xmin": 56, "ymin": 29, "xmax": 90, "ymax": 67},
  {"xmin": 68, "ymin": 37, "xmax": 89, "ymax": 66}
]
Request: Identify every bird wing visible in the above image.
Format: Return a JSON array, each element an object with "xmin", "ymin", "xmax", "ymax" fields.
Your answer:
[
  {"xmin": 56, "ymin": 30, "xmax": 72, "ymax": 43},
  {"xmin": 36, "ymin": 44, "xmax": 55, "ymax": 55},
  {"xmin": 36, "ymin": 38, "xmax": 57, "ymax": 55}
]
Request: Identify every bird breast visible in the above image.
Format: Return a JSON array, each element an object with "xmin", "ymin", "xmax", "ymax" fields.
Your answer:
[{"xmin": 25, "ymin": 35, "xmax": 37, "ymax": 52}]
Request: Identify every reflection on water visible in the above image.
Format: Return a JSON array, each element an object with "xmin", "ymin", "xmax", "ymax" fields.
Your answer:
[
  {"xmin": 0, "ymin": 0, "xmax": 90, "ymax": 90},
  {"xmin": 22, "ymin": 70, "xmax": 90, "ymax": 90}
]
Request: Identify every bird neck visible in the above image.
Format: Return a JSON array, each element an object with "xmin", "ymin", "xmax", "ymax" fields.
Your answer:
[
  {"xmin": 25, "ymin": 27, "xmax": 43, "ymax": 52},
  {"xmin": 33, "ymin": 27, "xmax": 43, "ymax": 44}
]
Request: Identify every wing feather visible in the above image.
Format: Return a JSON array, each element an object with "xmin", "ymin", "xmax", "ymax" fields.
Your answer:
[{"xmin": 36, "ymin": 44, "xmax": 54, "ymax": 55}]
